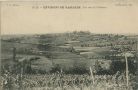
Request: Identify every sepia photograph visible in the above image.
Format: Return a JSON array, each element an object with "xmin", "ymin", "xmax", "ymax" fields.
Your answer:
[{"xmin": 0, "ymin": 1, "xmax": 138, "ymax": 90}]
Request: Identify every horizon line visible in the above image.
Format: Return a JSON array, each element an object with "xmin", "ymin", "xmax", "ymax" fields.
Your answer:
[{"xmin": 1, "ymin": 31, "xmax": 138, "ymax": 36}]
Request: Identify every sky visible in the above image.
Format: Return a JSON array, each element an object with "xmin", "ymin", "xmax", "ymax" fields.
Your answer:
[{"xmin": 1, "ymin": 1, "xmax": 138, "ymax": 35}]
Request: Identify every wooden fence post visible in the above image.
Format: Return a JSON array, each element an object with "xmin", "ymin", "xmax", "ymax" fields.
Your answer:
[
  {"xmin": 89, "ymin": 67, "xmax": 95, "ymax": 84},
  {"xmin": 125, "ymin": 54, "xmax": 129, "ymax": 87}
]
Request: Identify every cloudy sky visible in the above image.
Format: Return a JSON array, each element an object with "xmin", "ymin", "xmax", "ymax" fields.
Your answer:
[{"xmin": 1, "ymin": 1, "xmax": 138, "ymax": 35}]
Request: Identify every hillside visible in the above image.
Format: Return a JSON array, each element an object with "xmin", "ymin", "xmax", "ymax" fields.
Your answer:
[{"xmin": 1, "ymin": 32, "xmax": 137, "ymax": 74}]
